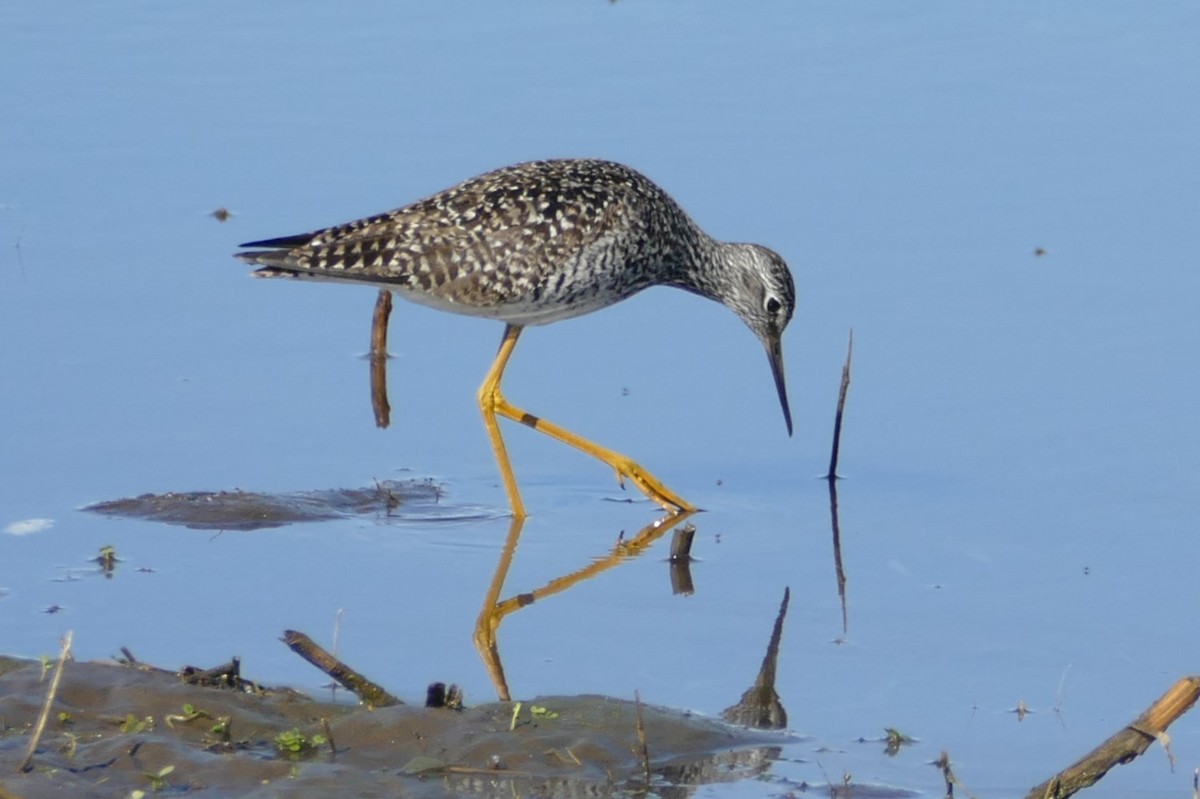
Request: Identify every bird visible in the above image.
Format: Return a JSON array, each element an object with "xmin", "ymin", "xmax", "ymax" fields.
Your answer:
[{"xmin": 236, "ymin": 158, "xmax": 795, "ymax": 519}]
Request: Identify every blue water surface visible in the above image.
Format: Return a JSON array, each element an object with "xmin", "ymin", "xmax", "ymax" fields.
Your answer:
[{"xmin": 3, "ymin": 3, "xmax": 1199, "ymax": 796}]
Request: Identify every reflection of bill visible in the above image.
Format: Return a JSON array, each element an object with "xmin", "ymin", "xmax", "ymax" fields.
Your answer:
[{"xmin": 721, "ymin": 586, "xmax": 790, "ymax": 730}]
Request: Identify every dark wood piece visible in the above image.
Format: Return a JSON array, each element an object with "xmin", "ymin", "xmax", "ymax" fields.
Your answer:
[{"xmin": 281, "ymin": 630, "xmax": 401, "ymax": 708}]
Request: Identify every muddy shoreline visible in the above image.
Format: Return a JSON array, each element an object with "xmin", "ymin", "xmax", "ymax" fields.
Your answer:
[{"xmin": 0, "ymin": 654, "xmax": 788, "ymax": 798}]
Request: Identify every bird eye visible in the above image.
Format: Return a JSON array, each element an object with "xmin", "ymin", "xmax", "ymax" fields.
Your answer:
[{"xmin": 765, "ymin": 295, "xmax": 782, "ymax": 315}]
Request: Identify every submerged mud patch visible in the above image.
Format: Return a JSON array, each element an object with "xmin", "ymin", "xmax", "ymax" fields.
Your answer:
[{"xmin": 82, "ymin": 479, "xmax": 499, "ymax": 530}]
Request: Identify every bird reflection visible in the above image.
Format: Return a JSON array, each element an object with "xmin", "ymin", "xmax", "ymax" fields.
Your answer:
[{"xmin": 474, "ymin": 511, "xmax": 696, "ymax": 701}]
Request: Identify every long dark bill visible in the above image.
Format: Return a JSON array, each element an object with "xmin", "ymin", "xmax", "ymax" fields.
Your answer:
[{"xmin": 765, "ymin": 334, "xmax": 793, "ymax": 437}]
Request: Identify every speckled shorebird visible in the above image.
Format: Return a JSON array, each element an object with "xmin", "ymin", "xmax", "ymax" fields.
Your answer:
[{"xmin": 236, "ymin": 159, "xmax": 794, "ymax": 519}]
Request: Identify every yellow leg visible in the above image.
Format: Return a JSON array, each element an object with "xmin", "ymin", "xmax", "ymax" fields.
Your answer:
[
  {"xmin": 478, "ymin": 326, "xmax": 529, "ymax": 520},
  {"xmin": 477, "ymin": 325, "xmax": 696, "ymax": 518}
]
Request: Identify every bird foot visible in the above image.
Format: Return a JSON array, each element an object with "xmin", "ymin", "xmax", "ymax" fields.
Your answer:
[{"xmin": 611, "ymin": 458, "xmax": 695, "ymax": 515}]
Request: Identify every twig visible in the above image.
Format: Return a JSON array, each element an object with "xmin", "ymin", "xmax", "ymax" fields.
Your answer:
[
  {"xmin": 281, "ymin": 629, "xmax": 401, "ymax": 707},
  {"xmin": 826, "ymin": 328, "xmax": 854, "ymax": 480},
  {"xmin": 369, "ymin": 289, "xmax": 392, "ymax": 356},
  {"xmin": 668, "ymin": 523, "xmax": 695, "ymax": 562},
  {"xmin": 634, "ymin": 691, "xmax": 651, "ymax": 789},
  {"xmin": 331, "ymin": 609, "xmax": 345, "ymax": 660},
  {"xmin": 320, "ymin": 717, "xmax": 336, "ymax": 757},
  {"xmin": 19, "ymin": 630, "xmax": 73, "ymax": 772},
  {"xmin": 180, "ymin": 658, "xmax": 244, "ymax": 689},
  {"xmin": 1025, "ymin": 676, "xmax": 1200, "ymax": 799},
  {"xmin": 369, "ymin": 290, "xmax": 393, "ymax": 428}
]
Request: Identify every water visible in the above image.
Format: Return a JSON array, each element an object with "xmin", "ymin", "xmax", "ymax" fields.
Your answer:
[{"xmin": 3, "ymin": 2, "xmax": 1199, "ymax": 796}]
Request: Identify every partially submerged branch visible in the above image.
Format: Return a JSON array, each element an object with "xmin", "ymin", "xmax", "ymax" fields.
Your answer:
[
  {"xmin": 1025, "ymin": 676, "xmax": 1200, "ymax": 799},
  {"xmin": 282, "ymin": 630, "xmax": 401, "ymax": 708}
]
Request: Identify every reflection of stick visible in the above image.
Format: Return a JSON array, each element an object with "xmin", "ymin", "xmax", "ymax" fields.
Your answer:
[
  {"xmin": 1025, "ymin": 676, "xmax": 1200, "ymax": 799},
  {"xmin": 19, "ymin": 630, "xmax": 73, "ymax": 772},
  {"xmin": 826, "ymin": 329, "xmax": 853, "ymax": 480},
  {"xmin": 282, "ymin": 629, "xmax": 401, "ymax": 708}
]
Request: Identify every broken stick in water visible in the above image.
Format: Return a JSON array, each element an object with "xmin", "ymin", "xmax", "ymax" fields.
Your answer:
[
  {"xmin": 369, "ymin": 289, "xmax": 393, "ymax": 428},
  {"xmin": 282, "ymin": 629, "xmax": 401, "ymax": 708},
  {"xmin": 1024, "ymin": 675, "xmax": 1200, "ymax": 799}
]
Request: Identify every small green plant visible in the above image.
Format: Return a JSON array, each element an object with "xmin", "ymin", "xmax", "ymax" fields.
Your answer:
[
  {"xmin": 138, "ymin": 764, "xmax": 175, "ymax": 793},
  {"xmin": 209, "ymin": 716, "xmax": 231, "ymax": 742},
  {"xmin": 275, "ymin": 728, "xmax": 326, "ymax": 758},
  {"xmin": 96, "ymin": 544, "xmax": 118, "ymax": 573},
  {"xmin": 530, "ymin": 705, "xmax": 558, "ymax": 720},
  {"xmin": 59, "ymin": 731, "xmax": 79, "ymax": 760},
  {"xmin": 509, "ymin": 701, "xmax": 522, "ymax": 731},
  {"xmin": 57, "ymin": 711, "xmax": 74, "ymax": 725},
  {"xmin": 165, "ymin": 703, "xmax": 211, "ymax": 728},
  {"xmin": 120, "ymin": 714, "xmax": 154, "ymax": 734},
  {"xmin": 884, "ymin": 726, "xmax": 915, "ymax": 755}
]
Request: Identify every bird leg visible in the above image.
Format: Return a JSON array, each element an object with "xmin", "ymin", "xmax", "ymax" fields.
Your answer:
[
  {"xmin": 478, "ymin": 326, "xmax": 529, "ymax": 520},
  {"xmin": 477, "ymin": 325, "xmax": 696, "ymax": 519}
]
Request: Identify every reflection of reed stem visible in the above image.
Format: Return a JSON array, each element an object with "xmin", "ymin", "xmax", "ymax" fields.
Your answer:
[
  {"xmin": 828, "ymin": 478, "xmax": 848, "ymax": 636},
  {"xmin": 826, "ymin": 329, "xmax": 853, "ymax": 480}
]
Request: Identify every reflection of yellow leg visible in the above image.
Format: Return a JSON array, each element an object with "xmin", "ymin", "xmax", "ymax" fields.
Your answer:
[
  {"xmin": 477, "ymin": 325, "xmax": 696, "ymax": 519},
  {"xmin": 474, "ymin": 510, "xmax": 695, "ymax": 700}
]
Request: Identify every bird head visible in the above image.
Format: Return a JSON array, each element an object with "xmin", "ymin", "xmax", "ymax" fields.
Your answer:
[{"xmin": 722, "ymin": 244, "xmax": 795, "ymax": 436}]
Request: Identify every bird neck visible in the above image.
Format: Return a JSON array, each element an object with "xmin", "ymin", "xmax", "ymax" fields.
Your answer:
[{"xmin": 668, "ymin": 235, "xmax": 744, "ymax": 305}]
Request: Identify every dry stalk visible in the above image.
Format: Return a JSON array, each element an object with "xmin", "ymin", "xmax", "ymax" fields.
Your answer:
[
  {"xmin": 826, "ymin": 328, "xmax": 853, "ymax": 480},
  {"xmin": 18, "ymin": 630, "xmax": 73, "ymax": 773}
]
